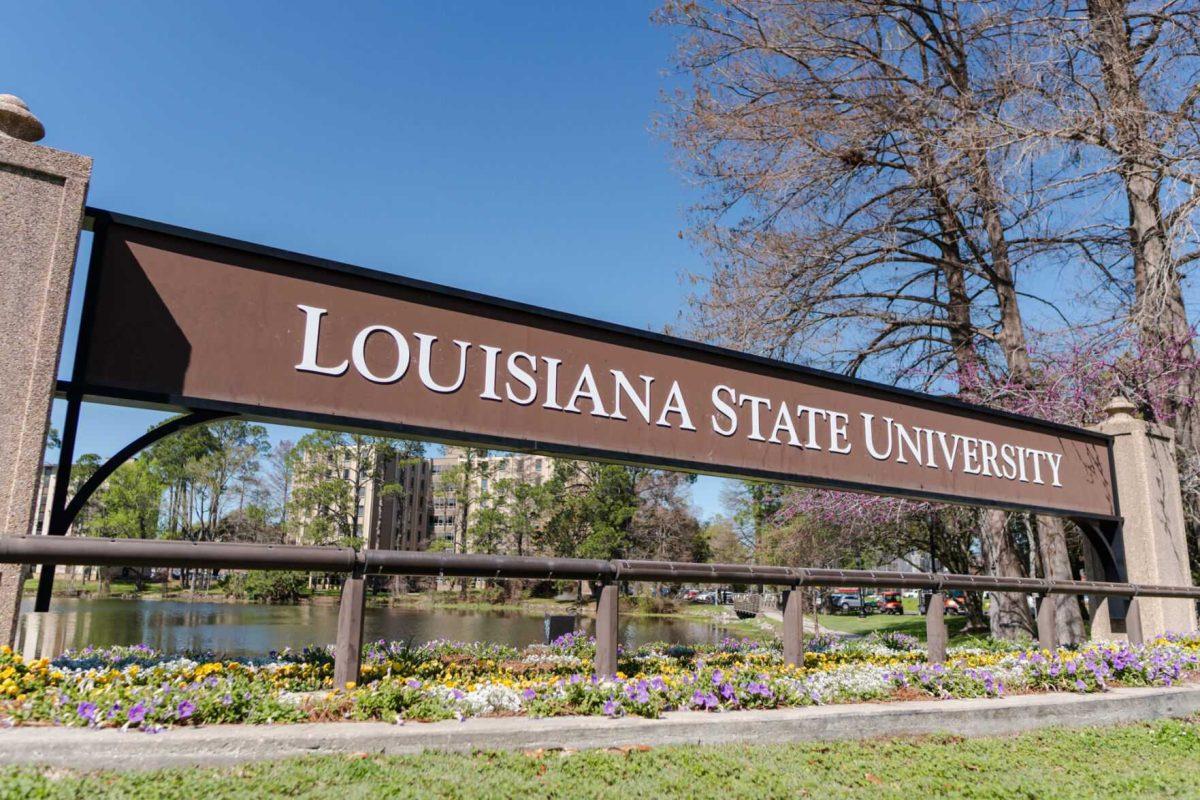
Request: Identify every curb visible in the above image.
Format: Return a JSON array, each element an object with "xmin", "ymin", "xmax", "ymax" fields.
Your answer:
[{"xmin": 3, "ymin": 685, "xmax": 1199, "ymax": 771}]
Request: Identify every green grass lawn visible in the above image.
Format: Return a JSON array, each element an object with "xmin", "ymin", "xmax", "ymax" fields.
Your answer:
[
  {"xmin": 814, "ymin": 596, "xmax": 980, "ymax": 642},
  {"xmin": 21, "ymin": 579, "xmax": 226, "ymax": 598},
  {"xmin": 815, "ymin": 609, "xmax": 971, "ymax": 639},
  {"xmin": 4, "ymin": 718, "xmax": 1200, "ymax": 799},
  {"xmin": 22, "ymin": 579, "xmax": 142, "ymax": 595}
]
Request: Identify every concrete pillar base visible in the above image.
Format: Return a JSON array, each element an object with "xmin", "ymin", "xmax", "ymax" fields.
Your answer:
[
  {"xmin": 1092, "ymin": 398, "xmax": 1198, "ymax": 640},
  {"xmin": 0, "ymin": 134, "xmax": 91, "ymax": 648}
]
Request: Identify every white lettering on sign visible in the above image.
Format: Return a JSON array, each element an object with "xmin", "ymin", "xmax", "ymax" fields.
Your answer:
[
  {"xmin": 293, "ymin": 304, "xmax": 1066, "ymax": 488},
  {"xmin": 858, "ymin": 412, "xmax": 1062, "ymax": 487}
]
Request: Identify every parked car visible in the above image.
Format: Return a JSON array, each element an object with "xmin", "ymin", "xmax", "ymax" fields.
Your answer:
[{"xmin": 827, "ymin": 588, "xmax": 875, "ymax": 613}]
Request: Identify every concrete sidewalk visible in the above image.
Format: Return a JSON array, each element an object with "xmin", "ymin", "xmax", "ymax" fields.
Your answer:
[{"xmin": 3, "ymin": 685, "xmax": 1199, "ymax": 771}]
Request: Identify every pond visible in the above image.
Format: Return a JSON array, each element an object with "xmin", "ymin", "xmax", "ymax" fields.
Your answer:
[{"xmin": 16, "ymin": 598, "xmax": 733, "ymax": 657}]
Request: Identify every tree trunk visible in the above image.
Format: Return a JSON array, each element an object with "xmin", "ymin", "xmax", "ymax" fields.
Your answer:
[
  {"xmin": 1087, "ymin": 0, "xmax": 1199, "ymax": 454},
  {"xmin": 981, "ymin": 509, "xmax": 1034, "ymax": 639},
  {"xmin": 1036, "ymin": 516, "xmax": 1087, "ymax": 645},
  {"xmin": 962, "ymin": 101, "xmax": 1087, "ymax": 644}
]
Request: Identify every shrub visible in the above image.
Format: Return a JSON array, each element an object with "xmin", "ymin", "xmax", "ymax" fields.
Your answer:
[
  {"xmin": 632, "ymin": 596, "xmax": 678, "ymax": 614},
  {"xmin": 479, "ymin": 586, "xmax": 508, "ymax": 605},
  {"xmin": 224, "ymin": 571, "xmax": 310, "ymax": 603}
]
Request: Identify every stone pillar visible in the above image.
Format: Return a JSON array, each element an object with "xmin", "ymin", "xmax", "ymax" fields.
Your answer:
[
  {"xmin": 781, "ymin": 588, "xmax": 805, "ymax": 667},
  {"xmin": 1093, "ymin": 397, "xmax": 1198, "ymax": 639},
  {"xmin": 925, "ymin": 592, "xmax": 947, "ymax": 664},
  {"xmin": 1036, "ymin": 595, "xmax": 1057, "ymax": 651},
  {"xmin": 593, "ymin": 583, "xmax": 619, "ymax": 678},
  {"xmin": 0, "ymin": 96, "xmax": 91, "ymax": 647},
  {"xmin": 333, "ymin": 573, "xmax": 365, "ymax": 688}
]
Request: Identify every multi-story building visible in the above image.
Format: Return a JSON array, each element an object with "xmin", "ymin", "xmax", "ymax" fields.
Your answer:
[
  {"xmin": 430, "ymin": 448, "xmax": 554, "ymax": 550},
  {"xmin": 291, "ymin": 447, "xmax": 434, "ymax": 552},
  {"xmin": 374, "ymin": 457, "xmax": 433, "ymax": 551},
  {"xmin": 29, "ymin": 463, "xmax": 57, "ymax": 536},
  {"xmin": 882, "ymin": 551, "xmax": 934, "ymax": 574},
  {"xmin": 287, "ymin": 445, "xmax": 557, "ymax": 553}
]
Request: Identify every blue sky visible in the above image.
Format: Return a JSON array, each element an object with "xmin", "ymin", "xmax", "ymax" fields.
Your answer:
[
  {"xmin": 9, "ymin": 2, "xmax": 732, "ymax": 518},
  {"xmin": 14, "ymin": 4, "xmax": 1196, "ymax": 525}
]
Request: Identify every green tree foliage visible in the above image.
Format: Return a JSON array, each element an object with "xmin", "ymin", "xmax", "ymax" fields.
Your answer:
[
  {"xmin": 721, "ymin": 481, "xmax": 784, "ymax": 562},
  {"xmin": 469, "ymin": 486, "xmax": 508, "ymax": 555},
  {"xmin": 536, "ymin": 462, "xmax": 638, "ymax": 559},
  {"xmin": 437, "ymin": 448, "xmax": 490, "ymax": 555},
  {"xmin": 144, "ymin": 418, "xmax": 270, "ymax": 542},
  {"xmin": 501, "ymin": 478, "xmax": 550, "ymax": 558},
  {"xmin": 215, "ymin": 504, "xmax": 283, "ymax": 544},
  {"xmin": 288, "ymin": 431, "xmax": 423, "ymax": 548},
  {"xmin": 224, "ymin": 570, "xmax": 309, "ymax": 603},
  {"xmin": 701, "ymin": 516, "xmax": 746, "ymax": 564},
  {"xmin": 470, "ymin": 474, "xmax": 553, "ymax": 557},
  {"xmin": 90, "ymin": 458, "xmax": 163, "ymax": 540},
  {"xmin": 66, "ymin": 453, "xmax": 103, "ymax": 537}
]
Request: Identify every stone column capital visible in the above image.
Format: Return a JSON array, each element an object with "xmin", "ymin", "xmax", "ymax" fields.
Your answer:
[
  {"xmin": 1093, "ymin": 396, "xmax": 1177, "ymax": 444},
  {"xmin": 1103, "ymin": 396, "xmax": 1138, "ymax": 421},
  {"xmin": 0, "ymin": 95, "xmax": 44, "ymax": 142}
]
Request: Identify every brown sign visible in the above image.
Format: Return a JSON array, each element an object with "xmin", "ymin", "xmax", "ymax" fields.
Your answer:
[{"xmin": 77, "ymin": 212, "xmax": 1117, "ymax": 518}]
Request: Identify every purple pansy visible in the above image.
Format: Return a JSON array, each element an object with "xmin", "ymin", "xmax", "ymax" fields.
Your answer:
[{"xmin": 176, "ymin": 699, "xmax": 196, "ymax": 720}]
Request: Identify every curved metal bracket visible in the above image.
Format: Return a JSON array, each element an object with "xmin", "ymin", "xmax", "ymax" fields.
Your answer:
[
  {"xmin": 1070, "ymin": 516, "xmax": 1124, "ymax": 584},
  {"xmin": 56, "ymin": 410, "xmax": 235, "ymax": 533},
  {"xmin": 33, "ymin": 409, "xmax": 236, "ymax": 612}
]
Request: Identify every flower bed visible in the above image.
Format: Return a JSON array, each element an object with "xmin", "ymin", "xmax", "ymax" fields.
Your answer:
[{"xmin": 1, "ymin": 632, "xmax": 1197, "ymax": 732}]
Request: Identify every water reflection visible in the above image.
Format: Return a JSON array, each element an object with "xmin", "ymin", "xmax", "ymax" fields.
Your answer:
[{"xmin": 17, "ymin": 598, "xmax": 730, "ymax": 657}]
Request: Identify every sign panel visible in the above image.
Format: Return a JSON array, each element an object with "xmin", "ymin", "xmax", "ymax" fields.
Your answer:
[{"xmin": 77, "ymin": 212, "xmax": 1117, "ymax": 518}]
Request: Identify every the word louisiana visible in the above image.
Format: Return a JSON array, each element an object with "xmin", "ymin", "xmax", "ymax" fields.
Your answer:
[{"xmin": 293, "ymin": 305, "xmax": 1065, "ymax": 488}]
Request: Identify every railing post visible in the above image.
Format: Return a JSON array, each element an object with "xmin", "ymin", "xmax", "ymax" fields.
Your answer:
[
  {"xmin": 19, "ymin": 611, "xmax": 40, "ymax": 662},
  {"xmin": 333, "ymin": 570, "xmax": 366, "ymax": 688},
  {"xmin": 38, "ymin": 612, "xmax": 65, "ymax": 660},
  {"xmin": 926, "ymin": 592, "xmax": 947, "ymax": 664},
  {"xmin": 1037, "ymin": 594, "xmax": 1057, "ymax": 651},
  {"xmin": 1126, "ymin": 596, "xmax": 1144, "ymax": 646},
  {"xmin": 594, "ymin": 582, "xmax": 619, "ymax": 678},
  {"xmin": 782, "ymin": 587, "xmax": 805, "ymax": 667}
]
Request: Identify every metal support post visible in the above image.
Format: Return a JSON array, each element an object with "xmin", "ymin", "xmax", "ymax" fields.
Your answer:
[
  {"xmin": 782, "ymin": 588, "xmax": 806, "ymax": 667},
  {"xmin": 1037, "ymin": 594, "xmax": 1057, "ymax": 651},
  {"xmin": 926, "ymin": 592, "xmax": 947, "ymax": 664},
  {"xmin": 1126, "ymin": 596, "xmax": 1144, "ymax": 646},
  {"xmin": 594, "ymin": 582, "xmax": 619, "ymax": 678},
  {"xmin": 333, "ymin": 571, "xmax": 366, "ymax": 688}
]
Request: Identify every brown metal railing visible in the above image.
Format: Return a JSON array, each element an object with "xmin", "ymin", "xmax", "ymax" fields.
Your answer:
[{"xmin": 4, "ymin": 535, "xmax": 1194, "ymax": 684}]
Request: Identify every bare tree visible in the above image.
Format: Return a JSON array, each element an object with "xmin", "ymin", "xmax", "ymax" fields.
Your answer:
[
  {"xmin": 1015, "ymin": 0, "xmax": 1200, "ymax": 532},
  {"xmin": 656, "ymin": 0, "xmax": 1076, "ymax": 638},
  {"xmin": 265, "ymin": 440, "xmax": 295, "ymax": 532}
]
